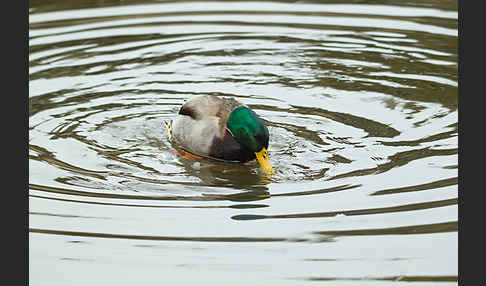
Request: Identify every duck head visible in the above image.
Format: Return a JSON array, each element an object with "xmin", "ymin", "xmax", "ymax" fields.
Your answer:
[{"xmin": 227, "ymin": 106, "xmax": 274, "ymax": 175}]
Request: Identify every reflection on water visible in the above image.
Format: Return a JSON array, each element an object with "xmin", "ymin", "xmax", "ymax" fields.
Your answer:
[{"xmin": 29, "ymin": 0, "xmax": 458, "ymax": 285}]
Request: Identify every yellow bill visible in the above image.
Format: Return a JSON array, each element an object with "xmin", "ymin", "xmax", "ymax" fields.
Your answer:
[{"xmin": 255, "ymin": 147, "xmax": 275, "ymax": 175}]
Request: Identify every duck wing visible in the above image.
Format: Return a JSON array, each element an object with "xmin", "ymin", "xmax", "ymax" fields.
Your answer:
[{"xmin": 170, "ymin": 95, "xmax": 244, "ymax": 158}]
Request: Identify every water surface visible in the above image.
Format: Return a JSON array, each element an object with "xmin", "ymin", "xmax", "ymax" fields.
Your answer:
[{"xmin": 29, "ymin": 0, "xmax": 458, "ymax": 285}]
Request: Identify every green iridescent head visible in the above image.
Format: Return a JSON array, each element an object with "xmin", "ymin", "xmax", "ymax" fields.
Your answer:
[{"xmin": 226, "ymin": 106, "xmax": 269, "ymax": 153}]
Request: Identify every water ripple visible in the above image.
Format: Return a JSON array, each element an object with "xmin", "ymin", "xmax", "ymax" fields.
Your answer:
[{"xmin": 29, "ymin": 1, "xmax": 458, "ymax": 285}]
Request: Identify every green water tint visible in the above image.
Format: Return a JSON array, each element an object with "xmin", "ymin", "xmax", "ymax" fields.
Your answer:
[{"xmin": 29, "ymin": 1, "xmax": 457, "ymax": 285}]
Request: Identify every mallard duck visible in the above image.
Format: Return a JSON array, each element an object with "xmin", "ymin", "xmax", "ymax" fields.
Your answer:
[{"xmin": 166, "ymin": 95, "xmax": 274, "ymax": 175}]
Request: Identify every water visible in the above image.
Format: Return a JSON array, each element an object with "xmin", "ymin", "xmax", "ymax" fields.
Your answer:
[{"xmin": 29, "ymin": 1, "xmax": 458, "ymax": 285}]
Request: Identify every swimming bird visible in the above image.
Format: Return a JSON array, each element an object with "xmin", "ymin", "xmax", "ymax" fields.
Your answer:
[{"xmin": 166, "ymin": 95, "xmax": 274, "ymax": 175}]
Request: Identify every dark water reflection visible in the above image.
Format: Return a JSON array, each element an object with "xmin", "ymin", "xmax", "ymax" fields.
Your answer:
[{"xmin": 29, "ymin": 0, "xmax": 458, "ymax": 285}]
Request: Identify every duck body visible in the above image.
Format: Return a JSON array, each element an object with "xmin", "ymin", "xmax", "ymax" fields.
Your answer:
[
  {"xmin": 168, "ymin": 95, "xmax": 274, "ymax": 174},
  {"xmin": 170, "ymin": 95, "xmax": 253, "ymax": 162}
]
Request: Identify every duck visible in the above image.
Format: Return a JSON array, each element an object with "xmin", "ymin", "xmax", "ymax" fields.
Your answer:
[{"xmin": 166, "ymin": 95, "xmax": 274, "ymax": 175}]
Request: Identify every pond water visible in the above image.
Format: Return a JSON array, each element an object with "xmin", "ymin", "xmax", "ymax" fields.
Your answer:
[{"xmin": 29, "ymin": 0, "xmax": 458, "ymax": 285}]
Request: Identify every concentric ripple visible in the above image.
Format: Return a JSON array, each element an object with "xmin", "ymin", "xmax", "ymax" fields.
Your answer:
[{"xmin": 29, "ymin": 1, "xmax": 458, "ymax": 285}]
